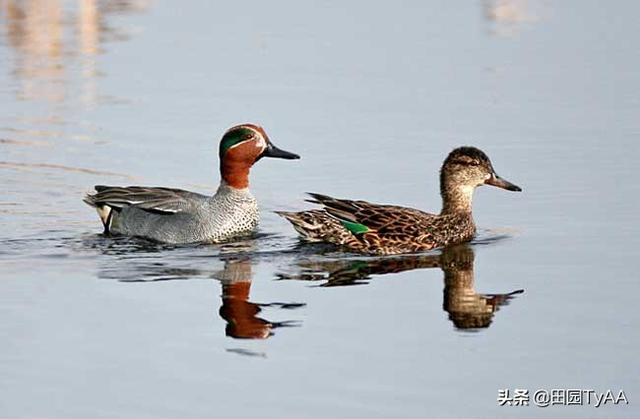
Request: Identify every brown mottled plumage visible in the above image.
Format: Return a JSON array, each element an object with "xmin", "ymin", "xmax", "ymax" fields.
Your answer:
[{"xmin": 277, "ymin": 147, "xmax": 521, "ymax": 255}]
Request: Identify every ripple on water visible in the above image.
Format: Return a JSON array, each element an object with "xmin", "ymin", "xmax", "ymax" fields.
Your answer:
[{"xmin": 0, "ymin": 227, "xmax": 523, "ymax": 334}]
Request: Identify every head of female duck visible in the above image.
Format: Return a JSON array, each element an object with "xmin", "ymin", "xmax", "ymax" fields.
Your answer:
[
  {"xmin": 440, "ymin": 146, "xmax": 521, "ymax": 214},
  {"xmin": 219, "ymin": 124, "xmax": 300, "ymax": 189}
]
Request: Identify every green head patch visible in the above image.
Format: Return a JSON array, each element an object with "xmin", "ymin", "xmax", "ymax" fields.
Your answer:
[{"xmin": 219, "ymin": 127, "xmax": 256, "ymax": 159}]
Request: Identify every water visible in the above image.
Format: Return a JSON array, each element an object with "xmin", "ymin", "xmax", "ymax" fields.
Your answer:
[{"xmin": 1, "ymin": 1, "xmax": 638, "ymax": 417}]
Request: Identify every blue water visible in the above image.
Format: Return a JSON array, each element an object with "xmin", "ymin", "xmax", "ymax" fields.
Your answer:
[{"xmin": 1, "ymin": 1, "xmax": 638, "ymax": 418}]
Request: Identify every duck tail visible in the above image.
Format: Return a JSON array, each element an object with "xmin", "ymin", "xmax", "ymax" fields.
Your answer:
[
  {"xmin": 83, "ymin": 192, "xmax": 97, "ymax": 208},
  {"xmin": 83, "ymin": 188, "xmax": 114, "ymax": 234},
  {"xmin": 275, "ymin": 210, "xmax": 336, "ymax": 242}
]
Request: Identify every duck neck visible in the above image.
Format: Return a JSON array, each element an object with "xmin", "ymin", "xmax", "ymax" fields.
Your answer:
[
  {"xmin": 443, "ymin": 264, "xmax": 475, "ymax": 290},
  {"xmin": 440, "ymin": 182, "xmax": 475, "ymax": 215},
  {"xmin": 220, "ymin": 159, "xmax": 251, "ymax": 190}
]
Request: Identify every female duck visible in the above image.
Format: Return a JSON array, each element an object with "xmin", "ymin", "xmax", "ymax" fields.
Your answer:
[
  {"xmin": 84, "ymin": 124, "xmax": 299, "ymax": 244},
  {"xmin": 277, "ymin": 147, "xmax": 520, "ymax": 255}
]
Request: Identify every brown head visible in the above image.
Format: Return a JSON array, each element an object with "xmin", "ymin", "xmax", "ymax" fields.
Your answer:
[
  {"xmin": 440, "ymin": 146, "xmax": 521, "ymax": 214},
  {"xmin": 218, "ymin": 124, "xmax": 300, "ymax": 189}
]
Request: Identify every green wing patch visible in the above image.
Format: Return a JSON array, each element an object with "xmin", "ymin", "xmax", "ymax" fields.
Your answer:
[{"xmin": 341, "ymin": 220, "xmax": 370, "ymax": 235}]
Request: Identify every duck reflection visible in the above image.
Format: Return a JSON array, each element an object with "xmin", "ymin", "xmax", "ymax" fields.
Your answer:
[
  {"xmin": 278, "ymin": 245, "xmax": 523, "ymax": 331},
  {"xmin": 439, "ymin": 245, "xmax": 522, "ymax": 329},
  {"xmin": 87, "ymin": 236, "xmax": 305, "ymax": 339},
  {"xmin": 214, "ymin": 257, "xmax": 304, "ymax": 339}
]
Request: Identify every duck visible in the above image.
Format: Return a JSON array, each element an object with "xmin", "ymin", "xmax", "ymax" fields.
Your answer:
[
  {"xmin": 84, "ymin": 123, "xmax": 300, "ymax": 244},
  {"xmin": 277, "ymin": 146, "xmax": 520, "ymax": 255}
]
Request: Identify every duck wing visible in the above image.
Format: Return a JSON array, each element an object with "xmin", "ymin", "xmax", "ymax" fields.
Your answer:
[
  {"xmin": 84, "ymin": 185, "xmax": 207, "ymax": 214},
  {"xmin": 306, "ymin": 192, "xmax": 436, "ymax": 236}
]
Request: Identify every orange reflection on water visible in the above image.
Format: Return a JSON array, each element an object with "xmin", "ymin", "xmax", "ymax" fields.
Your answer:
[
  {"xmin": 217, "ymin": 259, "xmax": 273, "ymax": 339},
  {"xmin": 216, "ymin": 258, "xmax": 304, "ymax": 339}
]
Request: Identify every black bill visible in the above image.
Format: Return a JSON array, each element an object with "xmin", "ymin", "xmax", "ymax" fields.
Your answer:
[
  {"xmin": 262, "ymin": 142, "xmax": 300, "ymax": 160},
  {"xmin": 485, "ymin": 173, "xmax": 522, "ymax": 192}
]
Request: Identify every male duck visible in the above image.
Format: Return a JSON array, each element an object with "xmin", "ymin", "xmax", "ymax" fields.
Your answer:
[
  {"xmin": 277, "ymin": 147, "xmax": 520, "ymax": 255},
  {"xmin": 84, "ymin": 124, "xmax": 299, "ymax": 244}
]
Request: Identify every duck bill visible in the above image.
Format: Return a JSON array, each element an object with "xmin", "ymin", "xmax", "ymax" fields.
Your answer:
[
  {"xmin": 485, "ymin": 173, "xmax": 522, "ymax": 192},
  {"xmin": 261, "ymin": 142, "xmax": 300, "ymax": 160}
]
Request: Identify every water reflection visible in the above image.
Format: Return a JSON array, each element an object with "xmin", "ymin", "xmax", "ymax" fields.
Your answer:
[
  {"xmin": 279, "ymin": 245, "xmax": 523, "ymax": 331},
  {"xmin": 71, "ymin": 234, "xmax": 520, "ymax": 335},
  {"xmin": 483, "ymin": 0, "xmax": 536, "ymax": 37},
  {"xmin": 82, "ymin": 235, "xmax": 305, "ymax": 339},
  {"xmin": 215, "ymin": 258, "xmax": 304, "ymax": 339},
  {"xmin": 439, "ymin": 245, "xmax": 523, "ymax": 329},
  {"xmin": 0, "ymin": 0, "xmax": 148, "ymax": 105}
]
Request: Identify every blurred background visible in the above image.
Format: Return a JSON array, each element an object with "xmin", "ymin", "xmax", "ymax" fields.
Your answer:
[{"xmin": 1, "ymin": 1, "xmax": 638, "ymax": 418}]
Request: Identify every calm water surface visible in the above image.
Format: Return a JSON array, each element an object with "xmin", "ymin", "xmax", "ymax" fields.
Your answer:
[{"xmin": 1, "ymin": 1, "xmax": 639, "ymax": 418}]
